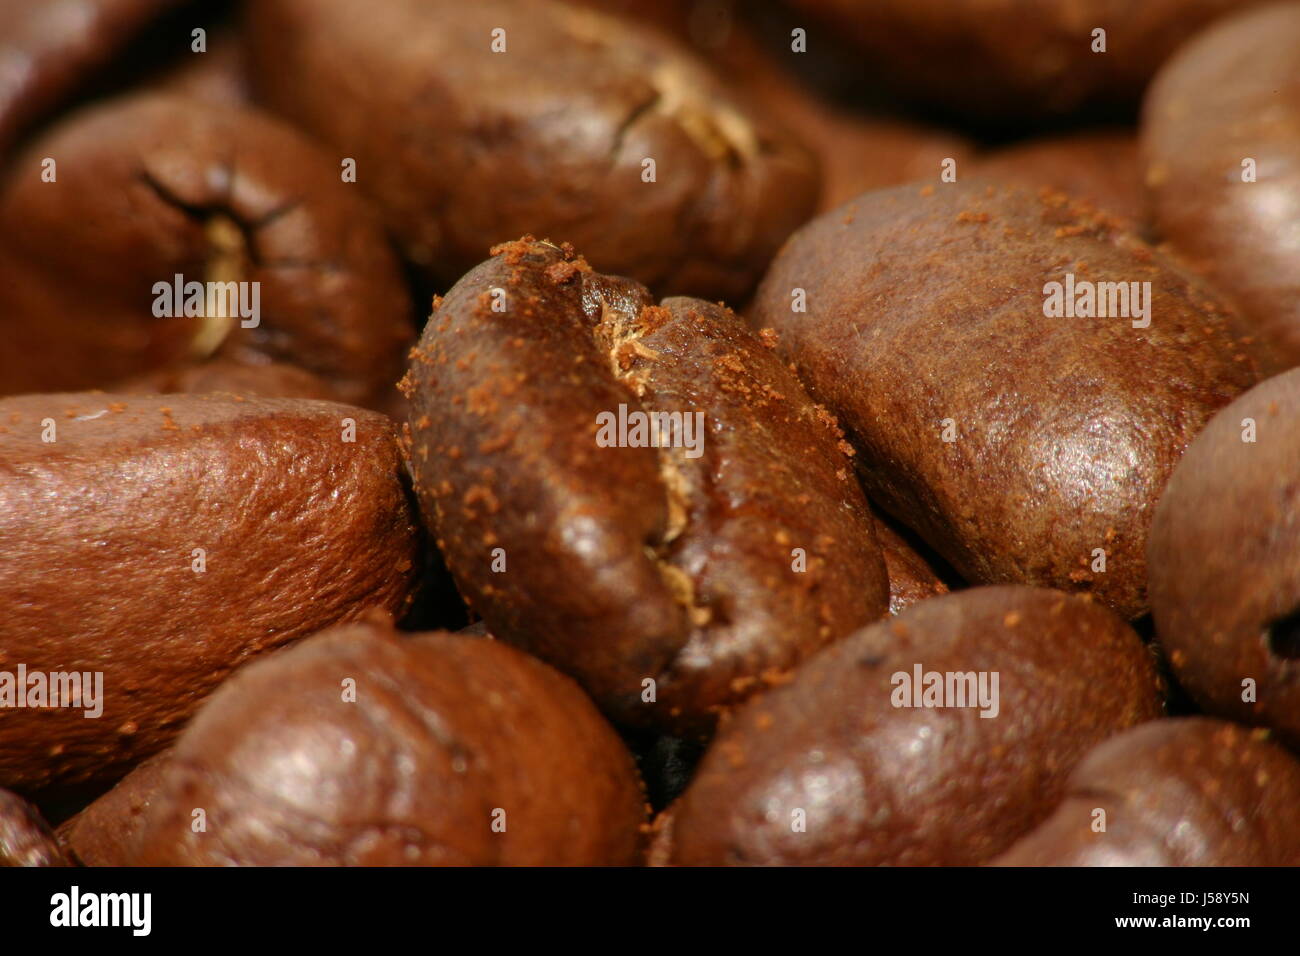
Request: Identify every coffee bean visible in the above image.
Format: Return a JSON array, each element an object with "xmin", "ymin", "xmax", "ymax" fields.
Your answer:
[
  {"xmin": 0, "ymin": 787, "xmax": 70, "ymax": 866},
  {"xmin": 664, "ymin": 586, "xmax": 1164, "ymax": 865},
  {"xmin": 245, "ymin": 0, "xmax": 818, "ymax": 300},
  {"xmin": 1148, "ymin": 367, "xmax": 1300, "ymax": 748},
  {"xmin": 406, "ymin": 238, "xmax": 888, "ymax": 730},
  {"xmin": 0, "ymin": 392, "xmax": 420, "ymax": 793},
  {"xmin": 134, "ymin": 619, "xmax": 647, "ymax": 866},
  {"xmin": 751, "ymin": 181, "xmax": 1260, "ymax": 619},
  {"xmin": 1143, "ymin": 3, "xmax": 1300, "ymax": 366},
  {"xmin": 0, "ymin": 94, "xmax": 413, "ymax": 408},
  {"xmin": 994, "ymin": 719, "xmax": 1300, "ymax": 865}
]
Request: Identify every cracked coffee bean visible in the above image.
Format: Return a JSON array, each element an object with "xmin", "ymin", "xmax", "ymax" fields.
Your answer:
[
  {"xmin": 405, "ymin": 238, "xmax": 887, "ymax": 732},
  {"xmin": 0, "ymin": 93, "xmax": 413, "ymax": 408},
  {"xmin": 245, "ymin": 0, "xmax": 818, "ymax": 300}
]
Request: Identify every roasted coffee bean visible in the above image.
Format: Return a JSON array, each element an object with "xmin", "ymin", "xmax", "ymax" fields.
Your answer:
[
  {"xmin": 664, "ymin": 586, "xmax": 1164, "ymax": 865},
  {"xmin": 245, "ymin": 0, "xmax": 818, "ymax": 300},
  {"xmin": 0, "ymin": 0, "xmax": 180, "ymax": 153},
  {"xmin": 1147, "ymin": 367, "xmax": 1300, "ymax": 749},
  {"xmin": 994, "ymin": 719, "xmax": 1300, "ymax": 865},
  {"xmin": 0, "ymin": 93, "xmax": 413, "ymax": 408},
  {"xmin": 0, "ymin": 393, "xmax": 420, "ymax": 793},
  {"xmin": 975, "ymin": 130, "xmax": 1146, "ymax": 229},
  {"xmin": 405, "ymin": 238, "xmax": 887, "ymax": 731},
  {"xmin": 0, "ymin": 787, "xmax": 71, "ymax": 866},
  {"xmin": 1142, "ymin": 3, "xmax": 1300, "ymax": 367},
  {"xmin": 55, "ymin": 750, "xmax": 170, "ymax": 867},
  {"xmin": 787, "ymin": 0, "xmax": 1273, "ymax": 121},
  {"xmin": 874, "ymin": 511, "xmax": 949, "ymax": 616},
  {"xmin": 134, "ymin": 620, "xmax": 647, "ymax": 866},
  {"xmin": 572, "ymin": 0, "xmax": 970, "ymax": 212},
  {"xmin": 751, "ymin": 181, "xmax": 1260, "ymax": 619}
]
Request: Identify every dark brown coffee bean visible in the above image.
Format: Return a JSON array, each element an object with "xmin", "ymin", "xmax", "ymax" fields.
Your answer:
[
  {"xmin": 975, "ymin": 130, "xmax": 1146, "ymax": 229},
  {"xmin": 245, "ymin": 0, "xmax": 818, "ymax": 300},
  {"xmin": 134, "ymin": 620, "xmax": 647, "ymax": 866},
  {"xmin": 405, "ymin": 238, "xmax": 887, "ymax": 731},
  {"xmin": 1142, "ymin": 3, "xmax": 1300, "ymax": 366},
  {"xmin": 1147, "ymin": 367, "xmax": 1300, "ymax": 748},
  {"xmin": 0, "ymin": 94, "xmax": 413, "ymax": 408},
  {"xmin": 0, "ymin": 393, "xmax": 420, "ymax": 793},
  {"xmin": 994, "ymin": 719, "xmax": 1300, "ymax": 865},
  {"xmin": 751, "ymin": 181, "xmax": 1260, "ymax": 619},
  {"xmin": 665, "ymin": 586, "xmax": 1164, "ymax": 865},
  {"xmin": 572, "ymin": 0, "xmax": 971, "ymax": 213},
  {"xmin": 0, "ymin": 0, "xmax": 180, "ymax": 152},
  {"xmin": 56, "ymin": 750, "xmax": 170, "ymax": 867},
  {"xmin": 788, "ymin": 0, "xmax": 1273, "ymax": 121},
  {"xmin": 0, "ymin": 787, "xmax": 71, "ymax": 866}
]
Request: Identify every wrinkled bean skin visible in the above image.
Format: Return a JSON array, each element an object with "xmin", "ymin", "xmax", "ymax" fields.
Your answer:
[
  {"xmin": 751, "ymin": 181, "xmax": 1260, "ymax": 620},
  {"xmin": 0, "ymin": 393, "xmax": 420, "ymax": 794},
  {"xmin": 994, "ymin": 719, "xmax": 1300, "ymax": 865},
  {"xmin": 245, "ymin": 0, "xmax": 818, "ymax": 300},
  {"xmin": 666, "ymin": 586, "xmax": 1164, "ymax": 866},
  {"xmin": 0, "ymin": 94, "xmax": 413, "ymax": 408},
  {"xmin": 134, "ymin": 621, "xmax": 647, "ymax": 866},
  {"xmin": 405, "ymin": 238, "xmax": 887, "ymax": 732},
  {"xmin": 1142, "ymin": 4, "xmax": 1300, "ymax": 367},
  {"xmin": 1147, "ymin": 368, "xmax": 1300, "ymax": 749}
]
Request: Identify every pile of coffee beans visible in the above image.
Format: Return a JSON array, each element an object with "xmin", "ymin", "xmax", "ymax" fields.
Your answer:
[{"xmin": 1, "ymin": 0, "xmax": 1298, "ymax": 867}]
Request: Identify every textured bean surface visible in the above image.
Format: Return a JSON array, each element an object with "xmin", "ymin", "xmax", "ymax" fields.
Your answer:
[
  {"xmin": 406, "ymin": 238, "xmax": 886, "ymax": 730},
  {"xmin": 0, "ymin": 393, "xmax": 419, "ymax": 793},
  {"xmin": 134, "ymin": 622, "xmax": 647, "ymax": 866},
  {"xmin": 751, "ymin": 181, "xmax": 1259, "ymax": 619},
  {"xmin": 667, "ymin": 586, "xmax": 1164, "ymax": 865},
  {"xmin": 994, "ymin": 719, "xmax": 1300, "ymax": 865}
]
